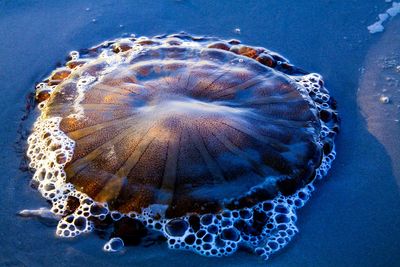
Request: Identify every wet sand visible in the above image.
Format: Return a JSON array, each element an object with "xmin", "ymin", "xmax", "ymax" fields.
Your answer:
[
  {"xmin": 358, "ymin": 18, "xmax": 400, "ymax": 186},
  {"xmin": 0, "ymin": 1, "xmax": 399, "ymax": 266}
]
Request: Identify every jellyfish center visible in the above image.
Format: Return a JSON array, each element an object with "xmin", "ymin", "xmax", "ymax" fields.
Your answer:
[{"xmin": 138, "ymin": 96, "xmax": 249, "ymax": 125}]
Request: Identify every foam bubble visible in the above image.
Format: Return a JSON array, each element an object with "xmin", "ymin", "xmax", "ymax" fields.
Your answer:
[
  {"xmin": 367, "ymin": 2, "xmax": 400, "ymax": 34},
  {"xmin": 103, "ymin": 237, "xmax": 125, "ymax": 252}
]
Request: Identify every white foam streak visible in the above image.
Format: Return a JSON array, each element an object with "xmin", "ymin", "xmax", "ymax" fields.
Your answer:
[{"xmin": 367, "ymin": 2, "xmax": 400, "ymax": 34}]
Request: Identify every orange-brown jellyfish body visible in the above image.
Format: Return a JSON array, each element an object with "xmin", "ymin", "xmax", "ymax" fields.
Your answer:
[{"xmin": 28, "ymin": 33, "xmax": 339, "ymax": 260}]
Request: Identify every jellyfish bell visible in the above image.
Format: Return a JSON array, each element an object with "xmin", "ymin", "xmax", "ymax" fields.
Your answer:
[
  {"xmin": 26, "ymin": 33, "xmax": 339, "ymax": 260},
  {"xmin": 42, "ymin": 46, "xmax": 321, "ymax": 216}
]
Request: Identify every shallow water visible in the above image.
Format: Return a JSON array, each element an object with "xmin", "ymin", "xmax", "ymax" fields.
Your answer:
[{"xmin": 1, "ymin": 1, "xmax": 399, "ymax": 266}]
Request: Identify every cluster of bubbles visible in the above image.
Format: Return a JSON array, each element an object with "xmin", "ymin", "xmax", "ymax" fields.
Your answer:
[
  {"xmin": 295, "ymin": 73, "xmax": 339, "ymax": 176},
  {"xmin": 27, "ymin": 33, "xmax": 338, "ymax": 260},
  {"xmin": 148, "ymin": 189, "xmax": 310, "ymax": 259}
]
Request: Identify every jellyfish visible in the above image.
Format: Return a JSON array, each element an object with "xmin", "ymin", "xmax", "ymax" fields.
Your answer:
[{"xmin": 26, "ymin": 33, "xmax": 339, "ymax": 260}]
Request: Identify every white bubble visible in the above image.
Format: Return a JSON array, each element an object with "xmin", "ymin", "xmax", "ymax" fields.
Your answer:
[{"xmin": 103, "ymin": 238, "xmax": 125, "ymax": 252}]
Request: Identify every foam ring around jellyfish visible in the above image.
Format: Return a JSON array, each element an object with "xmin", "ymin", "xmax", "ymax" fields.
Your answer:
[{"xmin": 27, "ymin": 33, "xmax": 339, "ymax": 260}]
